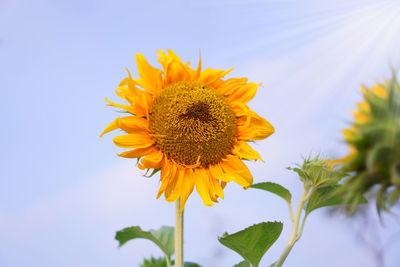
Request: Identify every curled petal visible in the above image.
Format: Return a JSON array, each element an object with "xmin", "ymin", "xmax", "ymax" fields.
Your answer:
[
  {"xmin": 232, "ymin": 141, "xmax": 263, "ymax": 161},
  {"xmin": 139, "ymin": 150, "xmax": 164, "ymax": 170},
  {"xmin": 220, "ymin": 155, "xmax": 253, "ymax": 188},
  {"xmin": 237, "ymin": 111, "xmax": 274, "ymax": 141}
]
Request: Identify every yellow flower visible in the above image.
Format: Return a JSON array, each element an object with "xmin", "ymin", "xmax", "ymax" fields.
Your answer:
[
  {"xmin": 101, "ymin": 50, "xmax": 274, "ymax": 211},
  {"xmin": 336, "ymin": 83, "xmax": 388, "ymax": 164},
  {"xmin": 333, "ymin": 77, "xmax": 400, "ymax": 212}
]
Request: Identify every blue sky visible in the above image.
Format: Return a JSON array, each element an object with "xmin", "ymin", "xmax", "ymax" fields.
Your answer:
[{"xmin": 1, "ymin": 0, "xmax": 400, "ymax": 266}]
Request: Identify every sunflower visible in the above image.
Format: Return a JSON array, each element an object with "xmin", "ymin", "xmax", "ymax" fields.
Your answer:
[
  {"xmin": 338, "ymin": 83, "xmax": 389, "ymax": 163},
  {"xmin": 101, "ymin": 50, "xmax": 274, "ymax": 211},
  {"xmin": 336, "ymin": 77, "xmax": 400, "ymax": 212}
]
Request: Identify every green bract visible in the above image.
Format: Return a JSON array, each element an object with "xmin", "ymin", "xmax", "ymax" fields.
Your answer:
[
  {"xmin": 339, "ymin": 74, "xmax": 400, "ymax": 212},
  {"xmin": 287, "ymin": 155, "xmax": 346, "ymax": 188}
]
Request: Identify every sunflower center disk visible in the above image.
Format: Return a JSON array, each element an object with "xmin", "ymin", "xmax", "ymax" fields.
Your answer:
[{"xmin": 149, "ymin": 81, "xmax": 237, "ymax": 167}]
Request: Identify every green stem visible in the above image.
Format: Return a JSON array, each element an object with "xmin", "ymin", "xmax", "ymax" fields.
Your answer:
[
  {"xmin": 274, "ymin": 187, "xmax": 310, "ymax": 267},
  {"xmin": 164, "ymin": 252, "xmax": 171, "ymax": 267},
  {"xmin": 288, "ymin": 202, "xmax": 294, "ymax": 222},
  {"xmin": 175, "ymin": 199, "xmax": 184, "ymax": 267},
  {"xmin": 296, "ymin": 214, "xmax": 308, "ymax": 242}
]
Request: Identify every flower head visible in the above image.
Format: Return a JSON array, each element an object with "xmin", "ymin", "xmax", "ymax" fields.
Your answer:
[
  {"xmin": 336, "ymin": 75, "xmax": 400, "ymax": 212},
  {"xmin": 101, "ymin": 50, "xmax": 274, "ymax": 211}
]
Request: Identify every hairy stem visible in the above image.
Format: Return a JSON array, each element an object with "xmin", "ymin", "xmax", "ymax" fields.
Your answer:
[
  {"xmin": 175, "ymin": 199, "xmax": 184, "ymax": 267},
  {"xmin": 274, "ymin": 187, "xmax": 310, "ymax": 267}
]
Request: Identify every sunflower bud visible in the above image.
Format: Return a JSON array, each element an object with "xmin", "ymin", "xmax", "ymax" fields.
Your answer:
[
  {"xmin": 288, "ymin": 155, "xmax": 346, "ymax": 189},
  {"xmin": 337, "ymin": 74, "xmax": 400, "ymax": 212}
]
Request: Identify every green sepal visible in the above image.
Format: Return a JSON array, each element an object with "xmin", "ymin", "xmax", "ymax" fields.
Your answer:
[
  {"xmin": 388, "ymin": 187, "xmax": 400, "ymax": 206},
  {"xmin": 390, "ymin": 163, "xmax": 400, "ymax": 186},
  {"xmin": 288, "ymin": 155, "xmax": 347, "ymax": 188},
  {"xmin": 339, "ymin": 74, "xmax": 400, "ymax": 212},
  {"xmin": 144, "ymin": 168, "xmax": 161, "ymax": 178}
]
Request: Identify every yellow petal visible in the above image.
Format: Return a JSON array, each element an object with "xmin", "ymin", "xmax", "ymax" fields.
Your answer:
[
  {"xmin": 372, "ymin": 84, "xmax": 388, "ymax": 99},
  {"xmin": 205, "ymin": 171, "xmax": 219, "ymax": 203},
  {"xmin": 118, "ymin": 116, "xmax": 148, "ymax": 133},
  {"xmin": 330, "ymin": 149, "xmax": 357, "ymax": 166},
  {"xmin": 357, "ymin": 101, "xmax": 370, "ymax": 112},
  {"xmin": 157, "ymin": 159, "xmax": 174, "ymax": 198},
  {"xmin": 209, "ymin": 163, "xmax": 233, "ymax": 183},
  {"xmin": 209, "ymin": 172, "xmax": 224, "ymax": 200},
  {"xmin": 105, "ymin": 97, "xmax": 135, "ymax": 114},
  {"xmin": 199, "ymin": 68, "xmax": 233, "ymax": 88},
  {"xmin": 135, "ymin": 53, "xmax": 163, "ymax": 95},
  {"xmin": 342, "ymin": 128, "xmax": 357, "ymax": 141},
  {"xmin": 100, "ymin": 118, "xmax": 120, "ymax": 137},
  {"xmin": 118, "ymin": 145, "xmax": 157, "ymax": 158},
  {"xmin": 178, "ymin": 168, "xmax": 196, "ymax": 212},
  {"xmin": 119, "ymin": 69, "xmax": 136, "ymax": 87},
  {"xmin": 230, "ymin": 102, "xmax": 250, "ymax": 117},
  {"xmin": 195, "ymin": 49, "xmax": 202, "ymax": 80},
  {"xmin": 194, "ymin": 168, "xmax": 213, "ymax": 206},
  {"xmin": 237, "ymin": 111, "xmax": 274, "ymax": 141},
  {"xmin": 216, "ymin": 77, "xmax": 248, "ymax": 96},
  {"xmin": 113, "ymin": 132, "xmax": 154, "ymax": 148},
  {"xmin": 166, "ymin": 168, "xmax": 185, "ymax": 202},
  {"xmin": 231, "ymin": 141, "xmax": 263, "ymax": 161},
  {"xmin": 115, "ymin": 86, "xmax": 152, "ymax": 116},
  {"xmin": 138, "ymin": 149, "xmax": 164, "ymax": 170},
  {"xmin": 164, "ymin": 164, "xmax": 179, "ymax": 200},
  {"xmin": 157, "ymin": 49, "xmax": 192, "ymax": 85},
  {"xmin": 227, "ymin": 82, "xmax": 259, "ymax": 104},
  {"xmin": 221, "ymin": 181, "xmax": 227, "ymax": 190},
  {"xmin": 166, "ymin": 51, "xmax": 191, "ymax": 84},
  {"xmin": 220, "ymin": 155, "xmax": 253, "ymax": 188},
  {"xmin": 353, "ymin": 110, "xmax": 370, "ymax": 123}
]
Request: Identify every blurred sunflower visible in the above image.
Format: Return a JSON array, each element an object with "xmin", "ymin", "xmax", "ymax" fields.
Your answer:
[
  {"xmin": 101, "ymin": 50, "xmax": 274, "ymax": 211},
  {"xmin": 336, "ymin": 75, "xmax": 400, "ymax": 212}
]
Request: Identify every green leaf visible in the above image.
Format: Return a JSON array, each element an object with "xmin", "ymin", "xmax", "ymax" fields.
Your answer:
[
  {"xmin": 251, "ymin": 182, "xmax": 292, "ymax": 204},
  {"xmin": 233, "ymin": 261, "xmax": 251, "ymax": 267},
  {"xmin": 184, "ymin": 262, "xmax": 202, "ymax": 267},
  {"xmin": 218, "ymin": 222, "xmax": 283, "ymax": 267},
  {"xmin": 150, "ymin": 227, "xmax": 175, "ymax": 257},
  {"xmin": 115, "ymin": 226, "xmax": 174, "ymax": 259},
  {"xmin": 305, "ymin": 185, "xmax": 368, "ymax": 215},
  {"xmin": 140, "ymin": 256, "xmax": 168, "ymax": 267}
]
